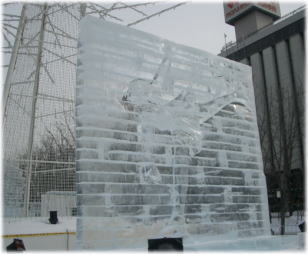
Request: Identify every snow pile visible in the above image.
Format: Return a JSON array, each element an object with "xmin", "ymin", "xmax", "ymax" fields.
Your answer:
[{"xmin": 76, "ymin": 16, "xmax": 271, "ymax": 250}]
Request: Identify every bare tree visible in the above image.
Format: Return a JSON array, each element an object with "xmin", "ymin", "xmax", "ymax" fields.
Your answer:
[{"xmin": 258, "ymin": 87, "xmax": 303, "ymax": 235}]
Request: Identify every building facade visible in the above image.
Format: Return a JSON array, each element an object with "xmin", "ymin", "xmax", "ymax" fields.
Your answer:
[{"xmin": 220, "ymin": 5, "xmax": 305, "ymax": 219}]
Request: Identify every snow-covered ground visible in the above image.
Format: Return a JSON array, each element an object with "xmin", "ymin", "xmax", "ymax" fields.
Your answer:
[
  {"xmin": 4, "ymin": 215, "xmax": 303, "ymax": 236},
  {"xmin": 3, "ymin": 217, "xmax": 76, "ymax": 235},
  {"xmin": 271, "ymin": 211, "xmax": 304, "ymax": 234},
  {"xmin": 2, "ymin": 217, "xmax": 304, "ymax": 250},
  {"xmin": 3, "ymin": 217, "xmax": 76, "ymax": 251},
  {"xmin": 184, "ymin": 234, "xmax": 303, "ymax": 251}
]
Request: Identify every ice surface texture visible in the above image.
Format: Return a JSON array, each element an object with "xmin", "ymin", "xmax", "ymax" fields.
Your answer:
[{"xmin": 76, "ymin": 16, "xmax": 270, "ymax": 250}]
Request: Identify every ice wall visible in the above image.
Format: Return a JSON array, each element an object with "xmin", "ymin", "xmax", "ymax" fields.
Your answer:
[{"xmin": 76, "ymin": 16, "xmax": 271, "ymax": 250}]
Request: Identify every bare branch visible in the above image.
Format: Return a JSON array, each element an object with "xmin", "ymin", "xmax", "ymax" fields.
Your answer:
[
  {"xmin": 118, "ymin": 2, "xmax": 148, "ymax": 16},
  {"xmin": 42, "ymin": 46, "xmax": 76, "ymax": 66},
  {"xmin": 127, "ymin": 2, "xmax": 186, "ymax": 27},
  {"xmin": 46, "ymin": 14, "xmax": 62, "ymax": 48},
  {"xmin": 3, "ymin": 32, "xmax": 12, "ymax": 48}
]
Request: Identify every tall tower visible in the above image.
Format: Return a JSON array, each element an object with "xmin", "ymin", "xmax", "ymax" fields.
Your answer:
[{"xmin": 223, "ymin": 2, "xmax": 281, "ymax": 41}]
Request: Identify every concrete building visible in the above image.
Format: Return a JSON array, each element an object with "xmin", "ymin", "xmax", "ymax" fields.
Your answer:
[{"xmin": 220, "ymin": 4, "xmax": 305, "ymax": 218}]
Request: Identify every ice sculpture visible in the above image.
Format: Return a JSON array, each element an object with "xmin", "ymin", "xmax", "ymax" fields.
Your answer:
[{"xmin": 76, "ymin": 16, "xmax": 270, "ymax": 250}]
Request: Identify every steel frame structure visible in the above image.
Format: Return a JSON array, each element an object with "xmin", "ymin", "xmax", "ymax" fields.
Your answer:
[{"xmin": 2, "ymin": 2, "xmax": 185, "ymax": 217}]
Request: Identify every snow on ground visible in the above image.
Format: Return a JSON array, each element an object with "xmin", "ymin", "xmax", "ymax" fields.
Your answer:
[
  {"xmin": 271, "ymin": 211, "xmax": 304, "ymax": 234},
  {"xmin": 3, "ymin": 217, "xmax": 76, "ymax": 235},
  {"xmin": 3, "ymin": 215, "xmax": 303, "ymax": 236},
  {"xmin": 184, "ymin": 234, "xmax": 302, "ymax": 251},
  {"xmin": 3, "ymin": 214, "xmax": 303, "ymax": 236},
  {"xmin": 2, "ymin": 217, "xmax": 303, "ymax": 250}
]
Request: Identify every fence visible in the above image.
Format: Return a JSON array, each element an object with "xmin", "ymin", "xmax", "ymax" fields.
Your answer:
[{"xmin": 2, "ymin": 2, "xmax": 185, "ymax": 219}]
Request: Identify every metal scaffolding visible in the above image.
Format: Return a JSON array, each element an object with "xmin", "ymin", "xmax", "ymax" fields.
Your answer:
[{"xmin": 2, "ymin": 2, "xmax": 185, "ymax": 217}]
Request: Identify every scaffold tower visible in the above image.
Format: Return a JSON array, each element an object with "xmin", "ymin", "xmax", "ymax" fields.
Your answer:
[{"xmin": 2, "ymin": 2, "xmax": 185, "ymax": 217}]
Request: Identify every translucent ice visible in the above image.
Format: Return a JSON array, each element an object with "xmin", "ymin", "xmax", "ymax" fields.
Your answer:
[{"xmin": 76, "ymin": 16, "xmax": 270, "ymax": 250}]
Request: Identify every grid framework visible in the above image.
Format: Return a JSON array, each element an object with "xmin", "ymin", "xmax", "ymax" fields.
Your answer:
[{"xmin": 2, "ymin": 2, "xmax": 185, "ymax": 218}]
